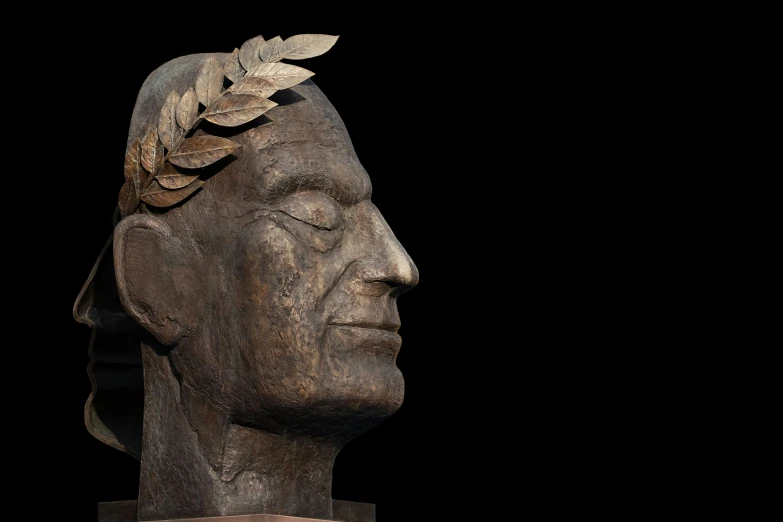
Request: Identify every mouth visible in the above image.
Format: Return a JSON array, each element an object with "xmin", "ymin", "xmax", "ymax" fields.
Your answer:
[
  {"xmin": 329, "ymin": 321, "xmax": 400, "ymax": 333},
  {"xmin": 326, "ymin": 323, "xmax": 402, "ymax": 358}
]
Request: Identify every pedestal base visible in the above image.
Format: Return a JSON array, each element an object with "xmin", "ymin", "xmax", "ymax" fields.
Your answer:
[{"xmin": 97, "ymin": 500, "xmax": 375, "ymax": 522}]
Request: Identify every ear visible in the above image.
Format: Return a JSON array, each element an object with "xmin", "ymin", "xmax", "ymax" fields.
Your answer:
[{"xmin": 114, "ymin": 214, "xmax": 199, "ymax": 346}]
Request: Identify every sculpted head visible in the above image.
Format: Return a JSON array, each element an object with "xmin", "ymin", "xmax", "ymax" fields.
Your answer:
[
  {"xmin": 75, "ymin": 39, "xmax": 418, "ymax": 519},
  {"xmin": 120, "ymin": 68, "xmax": 417, "ymax": 433}
]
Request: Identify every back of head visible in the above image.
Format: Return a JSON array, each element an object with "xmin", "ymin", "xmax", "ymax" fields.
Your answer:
[{"xmin": 74, "ymin": 52, "xmax": 226, "ymax": 458}]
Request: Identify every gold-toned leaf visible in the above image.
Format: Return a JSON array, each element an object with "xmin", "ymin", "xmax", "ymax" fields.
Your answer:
[
  {"xmin": 158, "ymin": 90, "xmax": 181, "ymax": 150},
  {"xmin": 239, "ymin": 35, "xmax": 265, "ymax": 71},
  {"xmin": 176, "ymin": 88, "xmax": 199, "ymax": 131},
  {"xmin": 220, "ymin": 48, "xmax": 245, "ymax": 83},
  {"xmin": 118, "ymin": 179, "xmax": 140, "ymax": 217},
  {"xmin": 141, "ymin": 168, "xmax": 155, "ymax": 191},
  {"xmin": 196, "ymin": 55, "xmax": 223, "ymax": 107},
  {"xmin": 141, "ymin": 126, "xmax": 164, "ymax": 175},
  {"xmin": 168, "ymin": 136, "xmax": 241, "ymax": 168},
  {"xmin": 200, "ymin": 94, "xmax": 278, "ymax": 127},
  {"xmin": 123, "ymin": 138, "xmax": 143, "ymax": 194},
  {"xmin": 279, "ymin": 34, "xmax": 339, "ymax": 60},
  {"xmin": 247, "ymin": 62, "xmax": 315, "ymax": 90},
  {"xmin": 156, "ymin": 163, "xmax": 200, "ymax": 189},
  {"xmin": 258, "ymin": 36, "xmax": 284, "ymax": 63},
  {"xmin": 227, "ymin": 76, "xmax": 277, "ymax": 98},
  {"xmin": 141, "ymin": 179, "xmax": 204, "ymax": 208}
]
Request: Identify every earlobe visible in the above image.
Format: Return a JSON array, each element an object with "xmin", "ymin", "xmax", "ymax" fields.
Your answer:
[{"xmin": 114, "ymin": 214, "xmax": 198, "ymax": 346}]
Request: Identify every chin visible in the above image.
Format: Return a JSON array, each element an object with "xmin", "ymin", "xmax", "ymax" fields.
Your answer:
[
  {"xmin": 340, "ymin": 364, "xmax": 405, "ymax": 415},
  {"xmin": 274, "ymin": 365, "xmax": 404, "ymax": 439}
]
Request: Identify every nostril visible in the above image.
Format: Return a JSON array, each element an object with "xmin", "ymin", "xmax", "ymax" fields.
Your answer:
[
  {"xmin": 390, "ymin": 281, "xmax": 415, "ymax": 297},
  {"xmin": 364, "ymin": 275, "xmax": 416, "ymax": 297},
  {"xmin": 366, "ymin": 277, "xmax": 402, "ymax": 287},
  {"xmin": 361, "ymin": 281, "xmax": 396, "ymax": 297}
]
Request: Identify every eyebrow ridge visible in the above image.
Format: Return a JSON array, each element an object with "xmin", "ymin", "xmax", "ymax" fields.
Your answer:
[{"xmin": 262, "ymin": 171, "xmax": 371, "ymax": 205}]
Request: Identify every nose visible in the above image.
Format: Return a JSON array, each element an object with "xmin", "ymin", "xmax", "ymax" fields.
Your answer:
[{"xmin": 354, "ymin": 202, "xmax": 419, "ymax": 295}]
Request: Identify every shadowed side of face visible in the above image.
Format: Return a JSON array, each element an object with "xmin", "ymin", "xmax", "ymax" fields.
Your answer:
[{"xmin": 159, "ymin": 80, "xmax": 419, "ymax": 437}]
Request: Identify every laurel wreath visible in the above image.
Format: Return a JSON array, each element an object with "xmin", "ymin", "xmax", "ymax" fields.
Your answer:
[{"xmin": 118, "ymin": 34, "xmax": 339, "ymax": 217}]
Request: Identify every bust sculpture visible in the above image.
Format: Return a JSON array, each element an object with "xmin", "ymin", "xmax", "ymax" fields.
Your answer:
[{"xmin": 73, "ymin": 34, "xmax": 418, "ymax": 522}]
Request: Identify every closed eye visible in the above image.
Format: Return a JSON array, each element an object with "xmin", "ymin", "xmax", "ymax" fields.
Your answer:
[
  {"xmin": 277, "ymin": 190, "xmax": 345, "ymax": 232},
  {"xmin": 278, "ymin": 209, "xmax": 335, "ymax": 231}
]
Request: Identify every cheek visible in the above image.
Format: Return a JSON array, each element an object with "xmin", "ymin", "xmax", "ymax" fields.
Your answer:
[
  {"xmin": 242, "ymin": 224, "xmax": 306, "ymax": 312},
  {"xmin": 234, "ymin": 222, "xmax": 333, "ymax": 381}
]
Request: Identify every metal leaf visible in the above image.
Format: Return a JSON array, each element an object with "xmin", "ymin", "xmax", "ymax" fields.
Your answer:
[
  {"xmin": 220, "ymin": 48, "xmax": 245, "ymax": 83},
  {"xmin": 124, "ymin": 138, "xmax": 143, "ymax": 194},
  {"xmin": 239, "ymin": 35, "xmax": 265, "ymax": 71},
  {"xmin": 141, "ymin": 179, "xmax": 204, "ymax": 208},
  {"xmin": 141, "ymin": 168, "xmax": 155, "ymax": 191},
  {"xmin": 167, "ymin": 136, "xmax": 241, "ymax": 168},
  {"xmin": 141, "ymin": 126, "xmax": 164, "ymax": 175},
  {"xmin": 176, "ymin": 88, "xmax": 199, "ymax": 131},
  {"xmin": 227, "ymin": 76, "xmax": 277, "ymax": 98},
  {"xmin": 247, "ymin": 62, "xmax": 315, "ymax": 90},
  {"xmin": 258, "ymin": 36, "xmax": 284, "ymax": 63},
  {"xmin": 156, "ymin": 163, "xmax": 200, "ymax": 190},
  {"xmin": 196, "ymin": 55, "xmax": 223, "ymax": 107},
  {"xmin": 279, "ymin": 34, "xmax": 339, "ymax": 60},
  {"xmin": 120, "ymin": 138, "xmax": 143, "ymax": 217},
  {"xmin": 158, "ymin": 90, "xmax": 181, "ymax": 150},
  {"xmin": 118, "ymin": 179, "xmax": 140, "ymax": 217},
  {"xmin": 200, "ymin": 94, "xmax": 277, "ymax": 127}
]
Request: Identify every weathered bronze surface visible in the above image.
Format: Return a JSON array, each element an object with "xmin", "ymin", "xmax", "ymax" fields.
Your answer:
[{"xmin": 76, "ymin": 35, "xmax": 417, "ymax": 521}]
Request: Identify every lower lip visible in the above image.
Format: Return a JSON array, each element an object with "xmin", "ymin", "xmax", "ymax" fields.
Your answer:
[{"xmin": 327, "ymin": 325, "xmax": 402, "ymax": 358}]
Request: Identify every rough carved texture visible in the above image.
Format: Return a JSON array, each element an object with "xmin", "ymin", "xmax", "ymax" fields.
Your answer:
[{"xmin": 76, "ymin": 45, "xmax": 415, "ymax": 522}]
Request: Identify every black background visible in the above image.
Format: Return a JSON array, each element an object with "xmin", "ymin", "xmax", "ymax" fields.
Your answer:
[
  {"xmin": 37, "ymin": 14, "xmax": 535, "ymax": 522},
  {"xmin": 15, "ymin": 7, "xmax": 751, "ymax": 521},
  {"xmin": 21, "ymin": 8, "xmax": 660, "ymax": 521}
]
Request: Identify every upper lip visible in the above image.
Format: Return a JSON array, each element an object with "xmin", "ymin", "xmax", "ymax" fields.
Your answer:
[{"xmin": 329, "ymin": 321, "xmax": 400, "ymax": 333}]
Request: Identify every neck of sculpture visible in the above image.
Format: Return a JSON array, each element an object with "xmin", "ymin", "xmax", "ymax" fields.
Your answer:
[{"xmin": 136, "ymin": 343, "xmax": 341, "ymax": 521}]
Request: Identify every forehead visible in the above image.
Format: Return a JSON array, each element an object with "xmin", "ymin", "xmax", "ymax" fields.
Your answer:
[
  {"xmin": 243, "ymin": 122, "xmax": 372, "ymax": 206},
  {"xmin": 237, "ymin": 83, "xmax": 372, "ymax": 206}
]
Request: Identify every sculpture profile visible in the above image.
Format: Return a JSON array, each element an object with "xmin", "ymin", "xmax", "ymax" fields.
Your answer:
[{"xmin": 74, "ymin": 33, "xmax": 418, "ymax": 522}]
